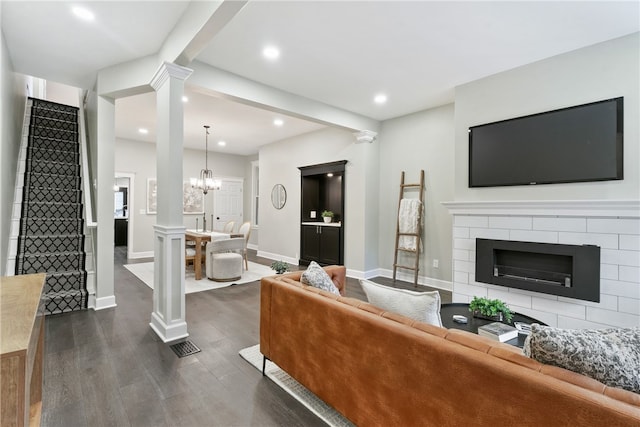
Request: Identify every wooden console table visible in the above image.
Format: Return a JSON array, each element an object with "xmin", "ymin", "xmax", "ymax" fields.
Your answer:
[{"xmin": 1, "ymin": 273, "xmax": 46, "ymax": 427}]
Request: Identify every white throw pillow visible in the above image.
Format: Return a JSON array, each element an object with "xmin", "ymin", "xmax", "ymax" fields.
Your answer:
[
  {"xmin": 360, "ymin": 279, "xmax": 442, "ymax": 327},
  {"xmin": 301, "ymin": 261, "xmax": 340, "ymax": 295}
]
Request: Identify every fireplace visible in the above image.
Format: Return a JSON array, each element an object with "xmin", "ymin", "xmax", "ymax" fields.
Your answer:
[
  {"xmin": 444, "ymin": 200, "xmax": 639, "ymax": 329},
  {"xmin": 476, "ymin": 239, "xmax": 600, "ymax": 302}
]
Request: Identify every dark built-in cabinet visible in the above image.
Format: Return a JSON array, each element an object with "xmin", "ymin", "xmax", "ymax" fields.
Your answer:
[
  {"xmin": 298, "ymin": 160, "xmax": 346, "ymax": 266},
  {"xmin": 301, "ymin": 224, "xmax": 341, "ymax": 265},
  {"xmin": 114, "ymin": 218, "xmax": 128, "ymax": 246}
]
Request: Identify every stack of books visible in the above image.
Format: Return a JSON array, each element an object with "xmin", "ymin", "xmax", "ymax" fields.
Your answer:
[{"xmin": 477, "ymin": 322, "xmax": 519, "ymax": 342}]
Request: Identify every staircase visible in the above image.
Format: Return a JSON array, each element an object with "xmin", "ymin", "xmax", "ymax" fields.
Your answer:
[{"xmin": 14, "ymin": 98, "xmax": 88, "ymax": 314}]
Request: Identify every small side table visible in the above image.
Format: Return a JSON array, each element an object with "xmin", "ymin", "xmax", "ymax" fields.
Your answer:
[{"xmin": 440, "ymin": 303, "xmax": 546, "ymax": 348}]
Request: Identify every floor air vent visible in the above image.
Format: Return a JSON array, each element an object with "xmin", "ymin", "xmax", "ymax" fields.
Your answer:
[{"xmin": 169, "ymin": 340, "xmax": 201, "ymax": 358}]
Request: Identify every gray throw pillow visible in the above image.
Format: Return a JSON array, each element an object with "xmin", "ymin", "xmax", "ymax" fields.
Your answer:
[
  {"xmin": 301, "ymin": 261, "xmax": 340, "ymax": 295},
  {"xmin": 359, "ymin": 279, "xmax": 442, "ymax": 327},
  {"xmin": 523, "ymin": 324, "xmax": 640, "ymax": 393}
]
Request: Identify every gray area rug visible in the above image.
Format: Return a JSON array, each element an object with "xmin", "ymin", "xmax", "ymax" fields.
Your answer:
[{"xmin": 239, "ymin": 344, "xmax": 354, "ymax": 427}]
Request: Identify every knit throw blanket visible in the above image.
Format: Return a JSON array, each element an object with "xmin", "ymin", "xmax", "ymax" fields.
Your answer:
[{"xmin": 398, "ymin": 199, "xmax": 422, "ymax": 250}]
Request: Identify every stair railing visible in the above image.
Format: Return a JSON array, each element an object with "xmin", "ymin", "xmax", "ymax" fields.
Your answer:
[
  {"xmin": 78, "ymin": 90, "xmax": 96, "ymax": 228},
  {"xmin": 78, "ymin": 90, "xmax": 97, "ymax": 306}
]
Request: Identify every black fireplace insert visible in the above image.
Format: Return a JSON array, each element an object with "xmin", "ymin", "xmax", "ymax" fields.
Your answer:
[{"xmin": 475, "ymin": 239, "xmax": 600, "ymax": 302}]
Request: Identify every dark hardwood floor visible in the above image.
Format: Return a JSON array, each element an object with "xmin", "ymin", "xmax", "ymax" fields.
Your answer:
[{"xmin": 42, "ymin": 246, "xmax": 450, "ymax": 426}]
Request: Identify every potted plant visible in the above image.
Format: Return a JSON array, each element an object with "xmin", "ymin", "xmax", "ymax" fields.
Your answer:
[
  {"xmin": 321, "ymin": 210, "xmax": 334, "ymax": 223},
  {"xmin": 469, "ymin": 296, "xmax": 513, "ymax": 323},
  {"xmin": 270, "ymin": 260, "xmax": 290, "ymax": 274}
]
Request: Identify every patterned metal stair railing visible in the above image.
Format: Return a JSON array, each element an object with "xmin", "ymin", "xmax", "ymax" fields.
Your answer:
[{"xmin": 15, "ymin": 98, "xmax": 88, "ymax": 314}]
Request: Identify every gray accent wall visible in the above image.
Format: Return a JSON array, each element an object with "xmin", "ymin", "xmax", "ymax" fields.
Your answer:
[
  {"xmin": 454, "ymin": 33, "xmax": 639, "ymax": 202},
  {"xmin": 255, "ymin": 33, "xmax": 639, "ymax": 284},
  {"xmin": 258, "ymin": 127, "xmax": 379, "ymax": 276},
  {"xmin": 257, "ymin": 104, "xmax": 455, "ymax": 284},
  {"xmin": 377, "ymin": 104, "xmax": 455, "ymax": 283}
]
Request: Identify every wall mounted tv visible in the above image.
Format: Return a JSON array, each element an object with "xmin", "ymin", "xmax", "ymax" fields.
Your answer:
[{"xmin": 469, "ymin": 97, "xmax": 623, "ymax": 188}]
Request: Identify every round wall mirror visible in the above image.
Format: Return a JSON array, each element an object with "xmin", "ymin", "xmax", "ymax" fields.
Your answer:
[{"xmin": 271, "ymin": 184, "xmax": 287, "ymax": 209}]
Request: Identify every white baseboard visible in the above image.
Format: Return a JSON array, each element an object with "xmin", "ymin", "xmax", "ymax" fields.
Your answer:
[
  {"xmin": 247, "ymin": 243, "xmax": 258, "ymax": 251},
  {"xmin": 256, "ymin": 250, "xmax": 299, "ymax": 266},
  {"xmin": 128, "ymin": 250, "xmax": 154, "ymax": 259},
  {"xmin": 345, "ymin": 268, "xmax": 380, "ymax": 280},
  {"xmin": 93, "ymin": 295, "xmax": 117, "ymax": 310},
  {"xmin": 375, "ymin": 268, "xmax": 453, "ymax": 292}
]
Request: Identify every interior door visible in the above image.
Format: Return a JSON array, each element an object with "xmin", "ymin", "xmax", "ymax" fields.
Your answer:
[{"xmin": 213, "ymin": 178, "xmax": 244, "ymax": 232}]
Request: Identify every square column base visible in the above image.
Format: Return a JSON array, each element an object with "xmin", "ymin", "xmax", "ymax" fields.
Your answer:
[
  {"xmin": 150, "ymin": 312, "xmax": 188, "ymax": 343},
  {"xmin": 150, "ymin": 224, "xmax": 188, "ymax": 342}
]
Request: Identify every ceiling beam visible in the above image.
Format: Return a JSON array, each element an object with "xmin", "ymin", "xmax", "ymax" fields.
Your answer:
[
  {"xmin": 96, "ymin": 55, "xmax": 160, "ymax": 98},
  {"xmin": 97, "ymin": 0, "xmax": 249, "ymax": 99},
  {"xmin": 189, "ymin": 61, "xmax": 380, "ymax": 133},
  {"xmin": 161, "ymin": 0, "xmax": 249, "ymax": 67}
]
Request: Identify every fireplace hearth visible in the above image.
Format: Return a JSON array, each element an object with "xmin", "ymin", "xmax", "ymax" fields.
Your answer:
[{"xmin": 476, "ymin": 239, "xmax": 600, "ymax": 302}]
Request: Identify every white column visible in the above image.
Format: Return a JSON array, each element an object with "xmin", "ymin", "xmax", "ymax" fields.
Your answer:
[
  {"xmin": 149, "ymin": 62, "xmax": 192, "ymax": 342},
  {"xmin": 94, "ymin": 95, "xmax": 116, "ymax": 309}
]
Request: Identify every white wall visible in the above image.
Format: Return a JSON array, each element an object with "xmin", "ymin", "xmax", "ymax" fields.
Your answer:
[
  {"xmin": 377, "ymin": 104, "xmax": 455, "ymax": 285},
  {"xmin": 0, "ymin": 32, "xmax": 28, "ymax": 275},
  {"xmin": 114, "ymin": 138, "xmax": 251, "ymax": 257},
  {"xmin": 454, "ymin": 33, "xmax": 639, "ymax": 202},
  {"xmin": 45, "ymin": 81, "xmax": 79, "ymax": 107},
  {"xmin": 258, "ymin": 127, "xmax": 379, "ymax": 275}
]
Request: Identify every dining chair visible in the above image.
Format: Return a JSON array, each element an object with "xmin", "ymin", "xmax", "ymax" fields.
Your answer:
[
  {"xmin": 185, "ymin": 242, "xmax": 205, "ymax": 272},
  {"xmin": 223, "ymin": 221, "xmax": 236, "ymax": 233},
  {"xmin": 205, "ymin": 237, "xmax": 244, "ymax": 281},
  {"xmin": 237, "ymin": 221, "xmax": 252, "ymax": 270}
]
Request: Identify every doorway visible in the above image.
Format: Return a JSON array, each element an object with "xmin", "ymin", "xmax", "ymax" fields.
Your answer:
[
  {"xmin": 114, "ymin": 172, "xmax": 135, "ymax": 258},
  {"xmin": 213, "ymin": 177, "xmax": 244, "ymax": 232}
]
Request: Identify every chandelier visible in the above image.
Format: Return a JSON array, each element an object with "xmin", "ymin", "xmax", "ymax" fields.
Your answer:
[{"xmin": 190, "ymin": 125, "xmax": 221, "ymax": 195}]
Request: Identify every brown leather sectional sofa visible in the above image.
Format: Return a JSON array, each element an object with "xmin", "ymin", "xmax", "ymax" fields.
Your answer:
[{"xmin": 260, "ymin": 265, "xmax": 640, "ymax": 426}]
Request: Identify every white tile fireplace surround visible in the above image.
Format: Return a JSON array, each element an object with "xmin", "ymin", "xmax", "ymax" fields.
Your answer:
[{"xmin": 442, "ymin": 200, "xmax": 640, "ymax": 330}]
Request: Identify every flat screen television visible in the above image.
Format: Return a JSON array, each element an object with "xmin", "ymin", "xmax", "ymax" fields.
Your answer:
[{"xmin": 469, "ymin": 97, "xmax": 623, "ymax": 188}]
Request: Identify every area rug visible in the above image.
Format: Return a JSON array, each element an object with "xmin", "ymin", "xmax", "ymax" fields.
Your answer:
[
  {"xmin": 123, "ymin": 261, "xmax": 274, "ymax": 294},
  {"xmin": 239, "ymin": 344, "xmax": 354, "ymax": 427}
]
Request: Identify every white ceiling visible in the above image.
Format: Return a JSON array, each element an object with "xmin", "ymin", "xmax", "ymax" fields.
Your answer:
[
  {"xmin": 115, "ymin": 86, "xmax": 326, "ymax": 156},
  {"xmin": 3, "ymin": 1, "xmax": 639, "ymax": 155}
]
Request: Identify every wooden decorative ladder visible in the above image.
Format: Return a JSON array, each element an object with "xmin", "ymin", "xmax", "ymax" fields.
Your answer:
[{"xmin": 392, "ymin": 170, "xmax": 425, "ymax": 287}]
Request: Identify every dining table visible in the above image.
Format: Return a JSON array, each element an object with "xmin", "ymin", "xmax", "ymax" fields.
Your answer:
[{"xmin": 185, "ymin": 230, "xmax": 243, "ymax": 280}]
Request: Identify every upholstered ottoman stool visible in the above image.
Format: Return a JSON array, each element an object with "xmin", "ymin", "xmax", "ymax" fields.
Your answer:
[{"xmin": 205, "ymin": 238, "xmax": 244, "ymax": 282}]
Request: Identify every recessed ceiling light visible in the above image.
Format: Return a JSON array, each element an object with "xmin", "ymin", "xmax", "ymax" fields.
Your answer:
[
  {"xmin": 263, "ymin": 46, "xmax": 280, "ymax": 60},
  {"xmin": 218, "ymin": 141, "xmax": 226, "ymax": 147},
  {"xmin": 72, "ymin": 6, "xmax": 95, "ymax": 22},
  {"xmin": 138, "ymin": 128, "xmax": 149, "ymax": 134},
  {"xmin": 273, "ymin": 119, "xmax": 284, "ymax": 127},
  {"xmin": 374, "ymin": 94, "xmax": 387, "ymax": 105},
  {"xmin": 182, "ymin": 96, "xmax": 188, "ymax": 103}
]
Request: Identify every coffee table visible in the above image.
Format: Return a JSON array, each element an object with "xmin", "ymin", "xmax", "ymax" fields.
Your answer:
[{"xmin": 440, "ymin": 303, "xmax": 546, "ymax": 348}]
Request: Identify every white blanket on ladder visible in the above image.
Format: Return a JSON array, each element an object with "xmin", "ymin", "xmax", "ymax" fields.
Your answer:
[{"xmin": 398, "ymin": 198, "xmax": 422, "ymax": 251}]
